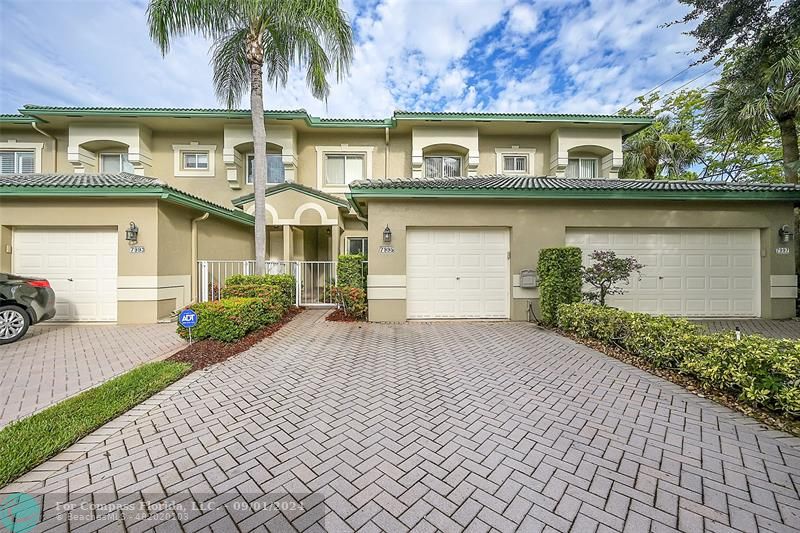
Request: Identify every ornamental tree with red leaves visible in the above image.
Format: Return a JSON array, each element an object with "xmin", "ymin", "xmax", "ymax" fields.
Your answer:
[{"xmin": 583, "ymin": 250, "xmax": 644, "ymax": 306}]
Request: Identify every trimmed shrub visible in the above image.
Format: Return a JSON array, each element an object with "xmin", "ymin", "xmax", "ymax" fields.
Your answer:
[
  {"xmin": 226, "ymin": 274, "xmax": 296, "ymax": 304},
  {"xmin": 220, "ymin": 283, "xmax": 290, "ymax": 309},
  {"xmin": 177, "ymin": 297, "xmax": 286, "ymax": 342},
  {"xmin": 337, "ymin": 254, "xmax": 366, "ymax": 289},
  {"xmin": 557, "ymin": 302, "xmax": 800, "ymax": 416},
  {"xmin": 330, "ymin": 286, "xmax": 367, "ymax": 319},
  {"xmin": 537, "ymin": 247, "xmax": 583, "ymax": 325}
]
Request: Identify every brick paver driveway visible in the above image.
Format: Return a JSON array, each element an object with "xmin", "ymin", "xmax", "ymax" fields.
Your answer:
[
  {"xmin": 5, "ymin": 310, "xmax": 800, "ymax": 532},
  {"xmin": 0, "ymin": 322, "xmax": 183, "ymax": 426}
]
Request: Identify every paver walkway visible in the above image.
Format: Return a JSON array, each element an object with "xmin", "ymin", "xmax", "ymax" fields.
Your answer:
[
  {"xmin": 694, "ymin": 319, "xmax": 800, "ymax": 339},
  {"xmin": 4, "ymin": 310, "xmax": 799, "ymax": 532},
  {"xmin": 0, "ymin": 322, "xmax": 183, "ymax": 426}
]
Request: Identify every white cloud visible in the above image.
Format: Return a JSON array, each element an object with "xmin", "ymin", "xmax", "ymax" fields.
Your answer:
[
  {"xmin": 0, "ymin": 0, "xmax": 710, "ymax": 118},
  {"xmin": 508, "ymin": 3, "xmax": 539, "ymax": 34}
]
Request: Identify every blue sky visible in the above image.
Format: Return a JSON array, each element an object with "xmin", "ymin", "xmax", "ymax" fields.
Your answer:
[{"xmin": 0, "ymin": 0, "xmax": 716, "ymax": 118}]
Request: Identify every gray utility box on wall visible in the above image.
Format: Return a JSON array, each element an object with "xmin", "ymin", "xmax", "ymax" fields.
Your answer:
[{"xmin": 519, "ymin": 269, "xmax": 538, "ymax": 288}]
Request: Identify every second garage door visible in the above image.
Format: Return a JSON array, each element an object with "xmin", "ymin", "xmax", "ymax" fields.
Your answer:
[
  {"xmin": 566, "ymin": 228, "xmax": 760, "ymax": 317},
  {"xmin": 13, "ymin": 227, "xmax": 118, "ymax": 322},
  {"xmin": 406, "ymin": 228, "xmax": 509, "ymax": 319}
]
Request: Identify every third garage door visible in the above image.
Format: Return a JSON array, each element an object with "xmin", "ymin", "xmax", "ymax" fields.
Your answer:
[
  {"xmin": 566, "ymin": 228, "xmax": 760, "ymax": 317},
  {"xmin": 406, "ymin": 228, "xmax": 509, "ymax": 319}
]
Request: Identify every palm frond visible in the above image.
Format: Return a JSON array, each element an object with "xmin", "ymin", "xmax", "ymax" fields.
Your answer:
[
  {"xmin": 211, "ymin": 28, "xmax": 250, "ymax": 109},
  {"xmin": 147, "ymin": 0, "xmax": 237, "ymax": 55}
]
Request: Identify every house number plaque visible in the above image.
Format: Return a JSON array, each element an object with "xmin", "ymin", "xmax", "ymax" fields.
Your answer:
[
  {"xmin": 776, "ymin": 247, "xmax": 791, "ymax": 255},
  {"xmin": 129, "ymin": 246, "xmax": 145, "ymax": 254},
  {"xmin": 379, "ymin": 246, "xmax": 395, "ymax": 254}
]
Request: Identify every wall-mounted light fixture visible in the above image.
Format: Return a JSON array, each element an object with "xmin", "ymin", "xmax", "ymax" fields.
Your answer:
[
  {"xmin": 125, "ymin": 222, "xmax": 139, "ymax": 244},
  {"xmin": 778, "ymin": 224, "xmax": 794, "ymax": 243},
  {"xmin": 383, "ymin": 225, "xmax": 392, "ymax": 243}
]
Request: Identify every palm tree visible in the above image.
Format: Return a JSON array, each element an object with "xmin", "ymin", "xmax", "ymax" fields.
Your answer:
[
  {"xmin": 704, "ymin": 42, "xmax": 800, "ymax": 183},
  {"xmin": 621, "ymin": 114, "xmax": 702, "ymax": 179},
  {"xmin": 147, "ymin": 0, "xmax": 354, "ymax": 274}
]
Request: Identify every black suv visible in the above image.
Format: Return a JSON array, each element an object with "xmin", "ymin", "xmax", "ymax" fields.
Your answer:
[{"xmin": 0, "ymin": 273, "xmax": 56, "ymax": 344}]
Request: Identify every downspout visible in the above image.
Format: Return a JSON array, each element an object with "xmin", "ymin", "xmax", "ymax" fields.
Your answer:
[
  {"xmin": 384, "ymin": 126, "xmax": 390, "ymax": 178},
  {"xmin": 31, "ymin": 122, "xmax": 56, "ymax": 171},
  {"xmin": 191, "ymin": 212, "xmax": 210, "ymax": 302}
]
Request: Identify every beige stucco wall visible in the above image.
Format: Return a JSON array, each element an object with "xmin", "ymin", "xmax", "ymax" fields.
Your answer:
[
  {"xmin": 0, "ymin": 126, "xmax": 69, "ymax": 173},
  {"xmin": 0, "ymin": 196, "xmax": 254, "ymax": 323},
  {"xmin": 365, "ymin": 198, "xmax": 797, "ymax": 322},
  {"xmin": 478, "ymin": 135, "xmax": 550, "ymax": 175}
]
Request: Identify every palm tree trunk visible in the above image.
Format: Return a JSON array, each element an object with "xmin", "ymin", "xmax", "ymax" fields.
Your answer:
[
  {"xmin": 778, "ymin": 116, "xmax": 799, "ymax": 183},
  {"xmin": 250, "ymin": 59, "xmax": 267, "ymax": 275}
]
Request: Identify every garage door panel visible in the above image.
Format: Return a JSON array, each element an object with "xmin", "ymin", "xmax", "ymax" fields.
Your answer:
[
  {"xmin": 13, "ymin": 228, "xmax": 118, "ymax": 322},
  {"xmin": 407, "ymin": 228, "xmax": 509, "ymax": 319},
  {"xmin": 567, "ymin": 228, "xmax": 759, "ymax": 317}
]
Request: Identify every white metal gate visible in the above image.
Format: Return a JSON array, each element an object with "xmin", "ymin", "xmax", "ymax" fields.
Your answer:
[{"xmin": 197, "ymin": 260, "xmax": 337, "ymax": 306}]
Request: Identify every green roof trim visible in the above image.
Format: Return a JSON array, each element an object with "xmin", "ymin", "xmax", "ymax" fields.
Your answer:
[
  {"xmin": 392, "ymin": 111, "xmax": 654, "ymax": 123},
  {"xmin": 15, "ymin": 105, "xmax": 652, "ymax": 130},
  {"xmin": 231, "ymin": 181, "xmax": 349, "ymax": 208},
  {"xmin": 346, "ymin": 176, "xmax": 800, "ymax": 215},
  {"xmin": 0, "ymin": 173, "xmax": 255, "ymax": 225},
  {"xmin": 0, "ymin": 114, "xmax": 37, "ymax": 125}
]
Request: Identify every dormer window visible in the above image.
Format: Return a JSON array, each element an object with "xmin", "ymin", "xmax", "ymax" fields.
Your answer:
[
  {"xmin": 424, "ymin": 155, "xmax": 461, "ymax": 178},
  {"xmin": 567, "ymin": 158, "xmax": 597, "ymax": 179},
  {"xmin": 100, "ymin": 153, "xmax": 133, "ymax": 173}
]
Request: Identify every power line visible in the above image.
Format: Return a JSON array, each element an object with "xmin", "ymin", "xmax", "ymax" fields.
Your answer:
[
  {"xmin": 624, "ymin": 64, "xmax": 720, "ymax": 111},
  {"xmin": 701, "ymin": 158, "xmax": 783, "ymax": 181},
  {"xmin": 621, "ymin": 64, "xmax": 696, "ymax": 109}
]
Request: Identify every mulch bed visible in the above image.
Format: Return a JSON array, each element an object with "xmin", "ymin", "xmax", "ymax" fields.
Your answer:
[
  {"xmin": 325, "ymin": 308, "xmax": 363, "ymax": 322},
  {"xmin": 556, "ymin": 329, "xmax": 800, "ymax": 438},
  {"xmin": 167, "ymin": 307, "xmax": 302, "ymax": 371}
]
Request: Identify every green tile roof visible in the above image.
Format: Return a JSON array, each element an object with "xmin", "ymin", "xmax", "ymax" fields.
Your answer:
[
  {"xmin": 0, "ymin": 173, "xmax": 254, "ymax": 225},
  {"xmin": 346, "ymin": 175, "xmax": 800, "ymax": 205},
  {"xmin": 231, "ymin": 182, "xmax": 349, "ymax": 208},
  {"xmin": 13, "ymin": 105, "xmax": 651, "ymax": 128}
]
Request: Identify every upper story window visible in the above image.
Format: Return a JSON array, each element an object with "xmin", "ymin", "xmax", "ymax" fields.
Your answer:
[
  {"xmin": 325, "ymin": 154, "xmax": 364, "ymax": 185},
  {"xmin": 567, "ymin": 158, "xmax": 597, "ymax": 179},
  {"xmin": 0, "ymin": 150, "xmax": 34, "ymax": 174},
  {"xmin": 182, "ymin": 151, "xmax": 209, "ymax": 170},
  {"xmin": 424, "ymin": 155, "xmax": 461, "ymax": 178},
  {"xmin": 246, "ymin": 153, "xmax": 285, "ymax": 185},
  {"xmin": 503, "ymin": 155, "xmax": 528, "ymax": 174},
  {"xmin": 100, "ymin": 153, "xmax": 134, "ymax": 173}
]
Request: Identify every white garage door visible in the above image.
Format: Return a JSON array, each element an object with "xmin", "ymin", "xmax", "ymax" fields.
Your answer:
[
  {"xmin": 566, "ymin": 229, "xmax": 760, "ymax": 317},
  {"xmin": 407, "ymin": 228, "xmax": 509, "ymax": 319},
  {"xmin": 13, "ymin": 228, "xmax": 118, "ymax": 321}
]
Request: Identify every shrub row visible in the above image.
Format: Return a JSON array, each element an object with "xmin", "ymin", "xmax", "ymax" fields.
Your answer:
[
  {"xmin": 177, "ymin": 297, "xmax": 287, "ymax": 343},
  {"xmin": 557, "ymin": 303, "xmax": 800, "ymax": 416},
  {"xmin": 220, "ymin": 283, "xmax": 291, "ymax": 309},
  {"xmin": 226, "ymin": 274, "xmax": 295, "ymax": 303},
  {"xmin": 330, "ymin": 286, "xmax": 367, "ymax": 319},
  {"xmin": 337, "ymin": 254, "xmax": 366, "ymax": 289}
]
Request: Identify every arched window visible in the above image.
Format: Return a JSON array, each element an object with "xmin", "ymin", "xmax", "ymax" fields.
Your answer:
[{"xmin": 423, "ymin": 145, "xmax": 467, "ymax": 178}]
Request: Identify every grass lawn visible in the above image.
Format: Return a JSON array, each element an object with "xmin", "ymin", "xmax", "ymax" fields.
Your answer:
[{"xmin": 0, "ymin": 361, "xmax": 190, "ymax": 487}]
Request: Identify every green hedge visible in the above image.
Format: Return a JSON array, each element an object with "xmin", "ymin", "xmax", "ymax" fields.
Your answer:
[
  {"xmin": 537, "ymin": 247, "xmax": 582, "ymax": 325},
  {"xmin": 337, "ymin": 254, "xmax": 366, "ymax": 289},
  {"xmin": 221, "ymin": 283, "xmax": 290, "ymax": 309},
  {"xmin": 177, "ymin": 297, "xmax": 286, "ymax": 342},
  {"xmin": 226, "ymin": 274, "xmax": 295, "ymax": 303},
  {"xmin": 331, "ymin": 286, "xmax": 367, "ymax": 319},
  {"xmin": 558, "ymin": 303, "xmax": 800, "ymax": 416}
]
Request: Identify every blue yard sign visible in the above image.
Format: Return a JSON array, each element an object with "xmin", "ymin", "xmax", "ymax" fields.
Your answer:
[{"xmin": 179, "ymin": 309, "xmax": 198, "ymax": 343}]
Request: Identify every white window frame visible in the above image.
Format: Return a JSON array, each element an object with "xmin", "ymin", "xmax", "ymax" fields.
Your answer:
[
  {"xmin": 182, "ymin": 151, "xmax": 209, "ymax": 170},
  {"xmin": 346, "ymin": 236, "xmax": 368, "ymax": 257},
  {"xmin": 566, "ymin": 157, "xmax": 598, "ymax": 179},
  {"xmin": 495, "ymin": 147, "xmax": 536, "ymax": 175},
  {"xmin": 172, "ymin": 143, "xmax": 216, "ymax": 177},
  {"xmin": 99, "ymin": 152, "xmax": 134, "ymax": 173},
  {"xmin": 0, "ymin": 141, "xmax": 43, "ymax": 173},
  {"xmin": 245, "ymin": 152, "xmax": 286, "ymax": 185},
  {"xmin": 315, "ymin": 145, "xmax": 374, "ymax": 191},
  {"xmin": 423, "ymin": 155, "xmax": 462, "ymax": 178}
]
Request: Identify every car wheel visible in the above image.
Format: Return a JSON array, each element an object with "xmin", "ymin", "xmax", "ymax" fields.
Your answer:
[{"xmin": 0, "ymin": 305, "xmax": 30, "ymax": 344}]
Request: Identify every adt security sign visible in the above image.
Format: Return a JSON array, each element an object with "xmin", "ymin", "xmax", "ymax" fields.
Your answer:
[{"xmin": 179, "ymin": 309, "xmax": 198, "ymax": 342}]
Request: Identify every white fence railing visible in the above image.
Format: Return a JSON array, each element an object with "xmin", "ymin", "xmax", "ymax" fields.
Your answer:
[{"xmin": 197, "ymin": 260, "xmax": 340, "ymax": 306}]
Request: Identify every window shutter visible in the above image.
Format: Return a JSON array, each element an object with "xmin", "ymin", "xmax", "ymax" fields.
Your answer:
[{"xmin": 0, "ymin": 152, "xmax": 15, "ymax": 174}]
